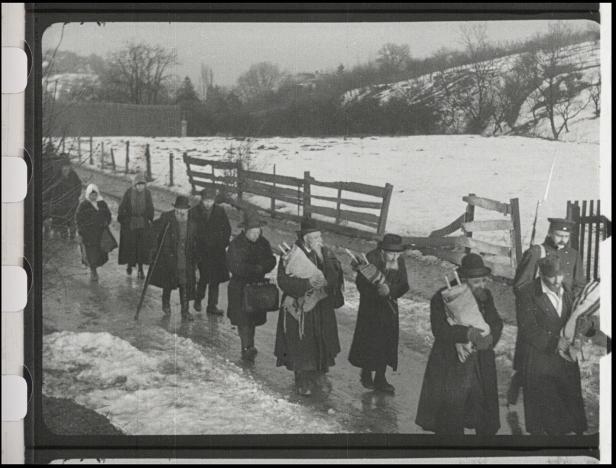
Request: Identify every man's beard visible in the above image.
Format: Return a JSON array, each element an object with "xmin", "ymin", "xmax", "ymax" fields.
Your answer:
[
  {"xmin": 312, "ymin": 244, "xmax": 324, "ymax": 262},
  {"xmin": 471, "ymin": 287, "xmax": 488, "ymax": 302}
]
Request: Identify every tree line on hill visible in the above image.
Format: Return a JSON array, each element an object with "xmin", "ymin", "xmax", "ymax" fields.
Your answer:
[{"xmin": 44, "ymin": 21, "xmax": 600, "ymax": 140}]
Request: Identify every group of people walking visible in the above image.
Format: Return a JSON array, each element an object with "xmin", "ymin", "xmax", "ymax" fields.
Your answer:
[{"xmin": 51, "ymin": 157, "xmax": 596, "ymax": 436}]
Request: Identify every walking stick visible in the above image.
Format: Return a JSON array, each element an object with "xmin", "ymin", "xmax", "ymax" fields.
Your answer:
[{"xmin": 134, "ymin": 221, "xmax": 171, "ymax": 321}]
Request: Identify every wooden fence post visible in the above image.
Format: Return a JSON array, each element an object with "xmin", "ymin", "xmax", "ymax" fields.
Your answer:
[
  {"xmin": 183, "ymin": 152, "xmax": 196, "ymax": 194},
  {"xmin": 464, "ymin": 193, "xmax": 476, "ymax": 253},
  {"xmin": 110, "ymin": 148, "xmax": 116, "ymax": 172},
  {"xmin": 580, "ymin": 200, "xmax": 587, "ymax": 275},
  {"xmin": 568, "ymin": 200, "xmax": 581, "ymax": 250},
  {"xmin": 271, "ymin": 165, "xmax": 277, "ymax": 218},
  {"xmin": 77, "ymin": 136, "xmax": 81, "ymax": 159},
  {"xmin": 335, "ymin": 188, "xmax": 342, "ymax": 225},
  {"xmin": 169, "ymin": 153, "xmax": 174, "ymax": 186},
  {"xmin": 125, "ymin": 141, "xmax": 130, "ymax": 174},
  {"xmin": 509, "ymin": 198, "xmax": 523, "ymax": 270},
  {"xmin": 89, "ymin": 136, "xmax": 93, "ymax": 165},
  {"xmin": 303, "ymin": 171, "xmax": 312, "ymax": 218},
  {"xmin": 236, "ymin": 160, "xmax": 243, "ymax": 201},
  {"xmin": 594, "ymin": 200, "xmax": 601, "ymax": 279},
  {"xmin": 100, "ymin": 141, "xmax": 105, "ymax": 169},
  {"xmin": 377, "ymin": 183, "xmax": 393, "ymax": 236},
  {"xmin": 145, "ymin": 144, "xmax": 152, "ymax": 181},
  {"xmin": 587, "ymin": 200, "xmax": 594, "ymax": 280}
]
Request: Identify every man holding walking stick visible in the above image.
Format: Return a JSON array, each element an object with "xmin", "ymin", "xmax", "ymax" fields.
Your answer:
[{"xmin": 144, "ymin": 195, "xmax": 199, "ymax": 322}]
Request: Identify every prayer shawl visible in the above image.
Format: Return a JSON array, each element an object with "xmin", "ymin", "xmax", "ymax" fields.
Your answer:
[
  {"xmin": 441, "ymin": 283, "xmax": 490, "ymax": 363},
  {"xmin": 281, "ymin": 244, "xmax": 328, "ymax": 339},
  {"xmin": 560, "ymin": 280, "xmax": 600, "ymax": 362}
]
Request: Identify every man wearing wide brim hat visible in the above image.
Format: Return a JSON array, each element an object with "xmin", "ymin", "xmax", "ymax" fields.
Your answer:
[
  {"xmin": 515, "ymin": 255, "xmax": 592, "ymax": 435},
  {"xmin": 147, "ymin": 195, "xmax": 199, "ymax": 322},
  {"xmin": 348, "ymin": 233, "xmax": 410, "ymax": 394},
  {"xmin": 226, "ymin": 208, "xmax": 277, "ymax": 362},
  {"xmin": 510, "ymin": 216, "xmax": 586, "ymax": 405},
  {"xmin": 192, "ymin": 187, "xmax": 232, "ymax": 315},
  {"xmin": 416, "ymin": 253, "xmax": 503, "ymax": 435},
  {"xmin": 48, "ymin": 153, "xmax": 82, "ymax": 240},
  {"xmin": 275, "ymin": 217, "xmax": 345, "ymax": 396}
]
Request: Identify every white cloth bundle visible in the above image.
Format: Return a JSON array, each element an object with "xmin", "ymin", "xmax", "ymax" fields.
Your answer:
[
  {"xmin": 559, "ymin": 280, "xmax": 600, "ymax": 362},
  {"xmin": 279, "ymin": 243, "xmax": 328, "ymax": 338},
  {"xmin": 441, "ymin": 274, "xmax": 489, "ymax": 363}
]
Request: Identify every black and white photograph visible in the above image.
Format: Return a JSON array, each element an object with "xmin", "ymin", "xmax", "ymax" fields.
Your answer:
[{"xmin": 29, "ymin": 4, "xmax": 609, "ymax": 459}]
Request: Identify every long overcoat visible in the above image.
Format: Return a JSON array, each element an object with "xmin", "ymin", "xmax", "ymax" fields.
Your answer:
[
  {"xmin": 415, "ymin": 287, "xmax": 503, "ymax": 434},
  {"xmin": 226, "ymin": 232, "xmax": 277, "ymax": 327},
  {"xmin": 512, "ymin": 236, "xmax": 586, "ymax": 372},
  {"xmin": 76, "ymin": 200, "xmax": 112, "ymax": 268},
  {"xmin": 193, "ymin": 202, "xmax": 231, "ymax": 284},
  {"xmin": 274, "ymin": 243, "xmax": 344, "ymax": 373},
  {"xmin": 147, "ymin": 210, "xmax": 199, "ymax": 299},
  {"xmin": 117, "ymin": 187, "xmax": 154, "ymax": 265},
  {"xmin": 516, "ymin": 278, "xmax": 588, "ymax": 435},
  {"xmin": 348, "ymin": 249, "xmax": 410, "ymax": 372},
  {"xmin": 50, "ymin": 169, "xmax": 82, "ymax": 225}
]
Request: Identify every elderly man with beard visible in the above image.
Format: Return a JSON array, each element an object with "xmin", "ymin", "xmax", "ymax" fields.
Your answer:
[
  {"xmin": 147, "ymin": 195, "xmax": 199, "ymax": 322},
  {"xmin": 416, "ymin": 253, "xmax": 503, "ymax": 435},
  {"xmin": 274, "ymin": 218, "xmax": 345, "ymax": 396},
  {"xmin": 509, "ymin": 217, "xmax": 587, "ymax": 405}
]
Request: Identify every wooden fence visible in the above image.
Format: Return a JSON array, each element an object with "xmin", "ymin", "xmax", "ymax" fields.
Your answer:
[
  {"xmin": 402, "ymin": 193, "xmax": 523, "ymax": 279},
  {"xmin": 566, "ymin": 200, "xmax": 610, "ymax": 281},
  {"xmin": 183, "ymin": 154, "xmax": 393, "ymax": 239}
]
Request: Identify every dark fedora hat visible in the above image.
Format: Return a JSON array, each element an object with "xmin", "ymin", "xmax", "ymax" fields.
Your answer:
[
  {"xmin": 457, "ymin": 253, "xmax": 492, "ymax": 278},
  {"xmin": 378, "ymin": 233, "xmax": 410, "ymax": 252},
  {"xmin": 297, "ymin": 217, "xmax": 320, "ymax": 237},
  {"xmin": 173, "ymin": 195, "xmax": 191, "ymax": 209},
  {"xmin": 538, "ymin": 255, "xmax": 563, "ymax": 277},
  {"xmin": 240, "ymin": 209, "xmax": 266, "ymax": 229},
  {"xmin": 547, "ymin": 217, "xmax": 576, "ymax": 233}
]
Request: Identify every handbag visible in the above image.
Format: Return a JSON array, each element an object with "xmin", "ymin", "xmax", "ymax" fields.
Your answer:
[
  {"xmin": 100, "ymin": 226, "xmax": 118, "ymax": 253},
  {"xmin": 243, "ymin": 279, "xmax": 280, "ymax": 315}
]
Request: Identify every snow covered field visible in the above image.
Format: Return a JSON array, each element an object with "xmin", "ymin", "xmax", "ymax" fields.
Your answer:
[{"xmin": 64, "ymin": 133, "xmax": 600, "ymax": 249}]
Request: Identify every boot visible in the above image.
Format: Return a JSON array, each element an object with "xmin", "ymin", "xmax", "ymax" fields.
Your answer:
[
  {"xmin": 294, "ymin": 371, "xmax": 312, "ymax": 396},
  {"xmin": 206, "ymin": 306, "xmax": 224, "ymax": 316},
  {"xmin": 127, "ymin": 265, "xmax": 133, "ymax": 275},
  {"xmin": 90, "ymin": 268, "xmax": 99, "ymax": 282},
  {"xmin": 374, "ymin": 371, "xmax": 395, "ymax": 394},
  {"xmin": 193, "ymin": 300, "xmax": 202, "ymax": 312},
  {"xmin": 137, "ymin": 265, "xmax": 145, "ymax": 279},
  {"xmin": 162, "ymin": 289, "xmax": 171, "ymax": 317},
  {"xmin": 241, "ymin": 346, "xmax": 257, "ymax": 362},
  {"xmin": 180, "ymin": 286, "xmax": 193, "ymax": 322},
  {"xmin": 360, "ymin": 369, "xmax": 375, "ymax": 389}
]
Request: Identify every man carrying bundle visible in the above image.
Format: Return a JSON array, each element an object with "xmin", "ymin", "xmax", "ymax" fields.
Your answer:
[
  {"xmin": 274, "ymin": 218, "xmax": 345, "ymax": 396},
  {"xmin": 416, "ymin": 253, "xmax": 503, "ymax": 435},
  {"xmin": 509, "ymin": 217, "xmax": 587, "ymax": 404},
  {"xmin": 515, "ymin": 256, "xmax": 595, "ymax": 435}
]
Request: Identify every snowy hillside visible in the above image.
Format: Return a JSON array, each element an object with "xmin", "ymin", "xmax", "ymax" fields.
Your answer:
[{"xmin": 342, "ymin": 41, "xmax": 600, "ymax": 142}]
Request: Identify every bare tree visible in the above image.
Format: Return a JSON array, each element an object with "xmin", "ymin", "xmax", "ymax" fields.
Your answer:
[
  {"xmin": 376, "ymin": 43, "xmax": 411, "ymax": 74},
  {"xmin": 457, "ymin": 23, "xmax": 499, "ymax": 133},
  {"xmin": 101, "ymin": 42, "xmax": 177, "ymax": 104},
  {"xmin": 527, "ymin": 22, "xmax": 591, "ymax": 139},
  {"xmin": 589, "ymin": 72, "xmax": 601, "ymax": 117},
  {"xmin": 236, "ymin": 62, "xmax": 284, "ymax": 104}
]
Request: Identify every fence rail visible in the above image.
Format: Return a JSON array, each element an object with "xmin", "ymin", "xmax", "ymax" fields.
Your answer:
[{"xmin": 182, "ymin": 154, "xmax": 393, "ymax": 239}]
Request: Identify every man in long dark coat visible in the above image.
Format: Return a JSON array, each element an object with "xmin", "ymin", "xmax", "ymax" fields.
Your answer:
[
  {"xmin": 226, "ymin": 209, "xmax": 277, "ymax": 361},
  {"xmin": 348, "ymin": 234, "xmax": 410, "ymax": 394},
  {"xmin": 516, "ymin": 256, "xmax": 594, "ymax": 435},
  {"xmin": 148, "ymin": 195, "xmax": 198, "ymax": 322},
  {"xmin": 117, "ymin": 172, "xmax": 154, "ymax": 279},
  {"xmin": 416, "ymin": 253, "xmax": 503, "ymax": 435},
  {"xmin": 193, "ymin": 188, "xmax": 231, "ymax": 315},
  {"xmin": 509, "ymin": 217, "xmax": 587, "ymax": 404},
  {"xmin": 274, "ymin": 218, "xmax": 345, "ymax": 396},
  {"xmin": 49, "ymin": 155, "xmax": 82, "ymax": 240}
]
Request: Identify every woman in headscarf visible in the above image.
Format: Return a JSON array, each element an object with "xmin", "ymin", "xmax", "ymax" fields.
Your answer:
[
  {"xmin": 117, "ymin": 172, "xmax": 154, "ymax": 278},
  {"xmin": 76, "ymin": 184, "xmax": 112, "ymax": 281}
]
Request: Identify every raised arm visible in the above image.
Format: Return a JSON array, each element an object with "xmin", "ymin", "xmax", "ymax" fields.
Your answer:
[{"xmin": 513, "ymin": 245, "xmax": 540, "ymax": 294}]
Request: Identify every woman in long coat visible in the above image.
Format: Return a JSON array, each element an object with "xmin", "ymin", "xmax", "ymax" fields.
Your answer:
[
  {"xmin": 226, "ymin": 209, "xmax": 276, "ymax": 361},
  {"xmin": 415, "ymin": 254, "xmax": 503, "ymax": 435},
  {"xmin": 117, "ymin": 172, "xmax": 154, "ymax": 278},
  {"xmin": 348, "ymin": 234, "xmax": 410, "ymax": 394},
  {"xmin": 76, "ymin": 184, "xmax": 112, "ymax": 282},
  {"xmin": 49, "ymin": 156, "xmax": 82, "ymax": 239}
]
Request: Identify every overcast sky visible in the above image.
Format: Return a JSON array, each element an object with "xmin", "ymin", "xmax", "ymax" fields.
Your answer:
[{"xmin": 43, "ymin": 19, "xmax": 595, "ymax": 88}]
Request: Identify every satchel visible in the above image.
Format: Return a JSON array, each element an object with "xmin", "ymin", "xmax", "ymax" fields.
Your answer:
[
  {"xmin": 243, "ymin": 280, "xmax": 280, "ymax": 315},
  {"xmin": 100, "ymin": 226, "xmax": 118, "ymax": 253}
]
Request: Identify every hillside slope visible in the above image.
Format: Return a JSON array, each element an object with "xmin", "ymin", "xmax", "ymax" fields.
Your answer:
[{"xmin": 341, "ymin": 41, "xmax": 600, "ymax": 142}]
